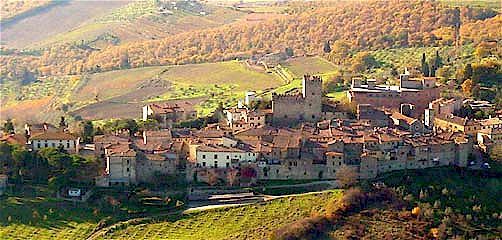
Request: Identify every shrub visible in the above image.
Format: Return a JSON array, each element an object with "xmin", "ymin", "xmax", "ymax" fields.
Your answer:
[{"xmin": 269, "ymin": 215, "xmax": 330, "ymax": 240}]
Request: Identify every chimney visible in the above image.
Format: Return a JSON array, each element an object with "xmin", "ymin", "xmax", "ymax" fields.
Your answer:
[{"xmin": 43, "ymin": 122, "xmax": 48, "ymax": 132}]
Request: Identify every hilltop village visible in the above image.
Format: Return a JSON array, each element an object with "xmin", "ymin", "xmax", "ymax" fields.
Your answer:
[{"xmin": 2, "ymin": 71, "xmax": 500, "ymax": 188}]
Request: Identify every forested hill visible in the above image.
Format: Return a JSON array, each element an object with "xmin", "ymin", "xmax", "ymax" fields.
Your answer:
[{"xmin": 1, "ymin": 0, "xmax": 500, "ymax": 81}]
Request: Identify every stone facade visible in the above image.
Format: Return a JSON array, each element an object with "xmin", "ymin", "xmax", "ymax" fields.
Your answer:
[
  {"xmin": 348, "ymin": 75, "xmax": 441, "ymax": 118},
  {"xmin": 272, "ymin": 75, "xmax": 322, "ymax": 125}
]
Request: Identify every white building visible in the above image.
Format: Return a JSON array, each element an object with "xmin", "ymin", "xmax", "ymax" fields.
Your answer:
[
  {"xmin": 194, "ymin": 145, "xmax": 257, "ymax": 168},
  {"xmin": 30, "ymin": 132, "xmax": 79, "ymax": 153}
]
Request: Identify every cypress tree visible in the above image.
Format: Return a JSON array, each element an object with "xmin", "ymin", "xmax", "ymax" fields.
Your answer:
[{"xmin": 421, "ymin": 53, "xmax": 428, "ymax": 76}]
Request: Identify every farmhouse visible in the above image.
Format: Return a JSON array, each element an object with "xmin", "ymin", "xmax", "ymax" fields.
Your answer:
[{"xmin": 30, "ymin": 131, "xmax": 79, "ymax": 153}]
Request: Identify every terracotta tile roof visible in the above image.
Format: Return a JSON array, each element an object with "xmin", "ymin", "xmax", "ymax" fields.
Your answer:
[
  {"xmin": 0, "ymin": 134, "xmax": 27, "ymax": 145},
  {"xmin": 144, "ymin": 130, "xmax": 172, "ymax": 139},
  {"xmin": 436, "ymin": 114, "xmax": 477, "ymax": 126},
  {"xmin": 479, "ymin": 117, "xmax": 502, "ymax": 127},
  {"xmin": 94, "ymin": 135, "xmax": 130, "ymax": 143},
  {"xmin": 134, "ymin": 139, "xmax": 173, "ymax": 152},
  {"xmin": 197, "ymin": 144, "xmax": 245, "ymax": 153},
  {"xmin": 105, "ymin": 143, "xmax": 136, "ymax": 157},
  {"xmin": 391, "ymin": 112, "xmax": 418, "ymax": 125},
  {"xmin": 30, "ymin": 131, "xmax": 76, "ymax": 141},
  {"xmin": 272, "ymin": 135, "xmax": 301, "ymax": 148},
  {"xmin": 234, "ymin": 126, "xmax": 276, "ymax": 136}
]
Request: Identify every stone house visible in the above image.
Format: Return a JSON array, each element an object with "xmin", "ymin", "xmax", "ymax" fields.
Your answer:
[
  {"xmin": 390, "ymin": 112, "xmax": 425, "ymax": 134},
  {"xmin": 103, "ymin": 143, "xmax": 137, "ymax": 186},
  {"xmin": 142, "ymin": 102, "xmax": 197, "ymax": 128},
  {"xmin": 434, "ymin": 114, "xmax": 481, "ymax": 136}
]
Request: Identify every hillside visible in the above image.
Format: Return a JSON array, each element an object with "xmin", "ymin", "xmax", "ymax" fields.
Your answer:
[
  {"xmin": 0, "ymin": 61, "xmax": 283, "ymax": 122},
  {"xmin": 1, "ymin": 0, "xmax": 500, "ymax": 82},
  {"xmin": 0, "ymin": 1, "xmax": 131, "ymax": 49},
  {"xmin": 0, "ymin": 0, "xmax": 52, "ymax": 22},
  {"xmin": 95, "ymin": 191, "xmax": 342, "ymax": 240}
]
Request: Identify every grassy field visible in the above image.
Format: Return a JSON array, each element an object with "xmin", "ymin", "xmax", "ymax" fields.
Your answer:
[
  {"xmin": 150, "ymin": 60, "xmax": 282, "ymax": 116},
  {"xmin": 2, "ymin": 60, "xmax": 284, "ymax": 122},
  {"xmin": 0, "ymin": 184, "xmax": 187, "ymax": 240},
  {"xmin": 282, "ymin": 56, "xmax": 339, "ymax": 78},
  {"xmin": 0, "ymin": 185, "xmax": 103, "ymax": 239},
  {"xmin": 326, "ymin": 91, "xmax": 348, "ymax": 102},
  {"xmin": 439, "ymin": 0, "xmax": 501, "ymax": 9},
  {"xmin": 72, "ymin": 66, "xmax": 167, "ymax": 106},
  {"xmin": 99, "ymin": 190, "xmax": 342, "ymax": 240}
]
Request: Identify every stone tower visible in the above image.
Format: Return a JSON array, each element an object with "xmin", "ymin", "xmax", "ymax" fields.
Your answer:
[
  {"xmin": 272, "ymin": 75, "xmax": 323, "ymax": 125},
  {"xmin": 302, "ymin": 75, "xmax": 323, "ymax": 121}
]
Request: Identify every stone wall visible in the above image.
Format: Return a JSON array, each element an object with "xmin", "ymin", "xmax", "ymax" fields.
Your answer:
[{"xmin": 349, "ymin": 87, "xmax": 441, "ymax": 118}]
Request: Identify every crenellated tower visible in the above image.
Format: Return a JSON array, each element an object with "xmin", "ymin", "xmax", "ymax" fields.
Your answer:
[{"xmin": 272, "ymin": 75, "xmax": 323, "ymax": 125}]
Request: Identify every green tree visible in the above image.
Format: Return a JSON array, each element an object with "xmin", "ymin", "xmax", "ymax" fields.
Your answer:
[
  {"xmin": 323, "ymin": 41, "xmax": 331, "ymax": 53},
  {"xmin": 351, "ymin": 52, "xmax": 378, "ymax": 73},
  {"xmin": 433, "ymin": 50, "xmax": 442, "ymax": 70},
  {"xmin": 3, "ymin": 119, "xmax": 15, "ymax": 134},
  {"xmin": 463, "ymin": 63, "xmax": 473, "ymax": 80},
  {"xmin": 81, "ymin": 121, "xmax": 94, "ymax": 143},
  {"xmin": 328, "ymin": 40, "xmax": 350, "ymax": 64},
  {"xmin": 284, "ymin": 47, "xmax": 294, "ymax": 57},
  {"xmin": 423, "ymin": 62, "xmax": 430, "ymax": 77},
  {"xmin": 421, "ymin": 53, "xmax": 428, "ymax": 76},
  {"xmin": 59, "ymin": 116, "xmax": 67, "ymax": 129}
]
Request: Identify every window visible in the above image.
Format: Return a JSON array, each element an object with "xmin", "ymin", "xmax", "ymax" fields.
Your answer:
[
  {"xmin": 37, "ymin": 143, "xmax": 41, "ymax": 148},
  {"xmin": 67, "ymin": 142, "xmax": 70, "ymax": 148},
  {"xmin": 202, "ymin": 162, "xmax": 206, "ymax": 167},
  {"xmin": 45, "ymin": 143, "xmax": 48, "ymax": 147},
  {"xmin": 126, "ymin": 168, "xmax": 130, "ymax": 172},
  {"xmin": 214, "ymin": 161, "xmax": 218, "ymax": 168},
  {"xmin": 312, "ymin": 115, "xmax": 315, "ymax": 119},
  {"xmin": 214, "ymin": 154, "xmax": 218, "ymax": 159},
  {"xmin": 226, "ymin": 155, "xmax": 230, "ymax": 159},
  {"xmin": 226, "ymin": 163, "xmax": 230, "ymax": 168},
  {"xmin": 202, "ymin": 155, "xmax": 206, "ymax": 159},
  {"xmin": 51, "ymin": 143, "xmax": 55, "ymax": 147}
]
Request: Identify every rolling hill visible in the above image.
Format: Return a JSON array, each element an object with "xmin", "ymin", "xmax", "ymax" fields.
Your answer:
[
  {"xmin": 0, "ymin": 0, "xmax": 131, "ymax": 49},
  {"xmin": 0, "ymin": 60, "xmax": 284, "ymax": 123}
]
